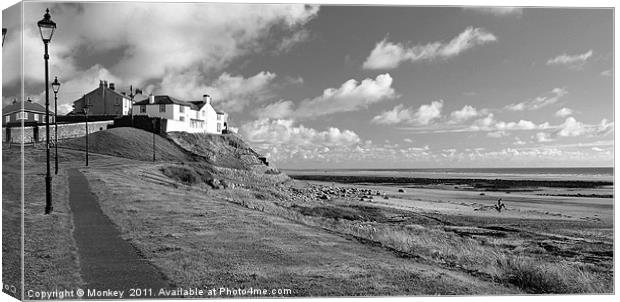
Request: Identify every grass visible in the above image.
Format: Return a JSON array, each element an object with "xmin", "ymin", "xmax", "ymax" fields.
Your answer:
[
  {"xmin": 211, "ymin": 183, "xmax": 613, "ymax": 294},
  {"xmin": 82, "ymin": 164, "xmax": 517, "ymax": 296},
  {"xmin": 3, "ymin": 148, "xmax": 85, "ymax": 295}
]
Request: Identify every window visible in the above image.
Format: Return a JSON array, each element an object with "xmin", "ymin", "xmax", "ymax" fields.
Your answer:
[
  {"xmin": 217, "ymin": 123, "xmax": 222, "ymax": 132},
  {"xmin": 115, "ymin": 98, "xmax": 121, "ymax": 105},
  {"xmin": 217, "ymin": 114, "xmax": 222, "ymax": 121},
  {"xmin": 179, "ymin": 106, "xmax": 185, "ymax": 113},
  {"xmin": 5, "ymin": 115, "xmax": 9, "ymax": 123},
  {"xmin": 159, "ymin": 104, "xmax": 166, "ymax": 113},
  {"xmin": 140, "ymin": 105, "xmax": 146, "ymax": 113},
  {"xmin": 16, "ymin": 112, "xmax": 26, "ymax": 120},
  {"xmin": 180, "ymin": 116, "xmax": 185, "ymax": 122},
  {"xmin": 34, "ymin": 114, "xmax": 39, "ymax": 122}
]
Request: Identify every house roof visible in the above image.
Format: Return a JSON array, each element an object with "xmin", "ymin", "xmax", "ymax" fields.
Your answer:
[
  {"xmin": 2, "ymin": 100, "xmax": 52, "ymax": 115},
  {"xmin": 134, "ymin": 96, "xmax": 208, "ymax": 111}
]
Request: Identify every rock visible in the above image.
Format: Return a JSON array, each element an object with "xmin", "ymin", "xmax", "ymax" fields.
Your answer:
[
  {"xmin": 383, "ymin": 196, "xmax": 389, "ymax": 199},
  {"xmin": 320, "ymin": 194, "xmax": 330, "ymax": 200},
  {"xmin": 398, "ymin": 189, "xmax": 405, "ymax": 193},
  {"xmin": 207, "ymin": 178, "xmax": 221, "ymax": 189}
]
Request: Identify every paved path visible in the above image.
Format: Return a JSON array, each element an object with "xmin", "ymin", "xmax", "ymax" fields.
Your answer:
[{"xmin": 68, "ymin": 168, "xmax": 170, "ymax": 295}]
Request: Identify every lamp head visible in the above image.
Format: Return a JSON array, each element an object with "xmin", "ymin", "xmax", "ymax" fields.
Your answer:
[
  {"xmin": 37, "ymin": 9, "xmax": 56, "ymax": 43},
  {"xmin": 51, "ymin": 76, "xmax": 61, "ymax": 93}
]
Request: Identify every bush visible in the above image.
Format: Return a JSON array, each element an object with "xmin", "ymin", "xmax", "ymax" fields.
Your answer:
[{"xmin": 160, "ymin": 166, "xmax": 200, "ymax": 185}]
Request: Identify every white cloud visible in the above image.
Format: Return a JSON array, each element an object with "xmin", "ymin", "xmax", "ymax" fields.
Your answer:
[
  {"xmin": 160, "ymin": 71, "xmax": 277, "ymax": 112},
  {"xmin": 601, "ymin": 69, "xmax": 612, "ymax": 77},
  {"xmin": 362, "ymin": 27, "xmax": 497, "ymax": 69},
  {"xmin": 403, "ymin": 138, "xmax": 413, "ymax": 143},
  {"xmin": 468, "ymin": 114, "xmax": 548, "ymax": 133},
  {"xmin": 556, "ymin": 117, "xmax": 614, "ymax": 137},
  {"xmin": 449, "ymin": 105, "xmax": 483, "ymax": 123},
  {"xmin": 487, "ymin": 131, "xmax": 508, "ymax": 138},
  {"xmin": 463, "ymin": 7, "xmax": 523, "ymax": 16},
  {"xmin": 535, "ymin": 132, "xmax": 552, "ymax": 142},
  {"xmin": 505, "ymin": 88, "xmax": 568, "ymax": 111},
  {"xmin": 276, "ymin": 29, "xmax": 311, "ymax": 53},
  {"xmin": 554, "ymin": 107, "xmax": 573, "ymax": 118},
  {"xmin": 372, "ymin": 100, "xmax": 443, "ymax": 125},
  {"xmin": 4, "ymin": 3, "xmax": 318, "ymax": 107},
  {"xmin": 257, "ymin": 73, "xmax": 396, "ymax": 119},
  {"xmin": 546, "ymin": 50, "xmax": 593, "ymax": 69},
  {"xmin": 239, "ymin": 118, "xmax": 362, "ymax": 162}
]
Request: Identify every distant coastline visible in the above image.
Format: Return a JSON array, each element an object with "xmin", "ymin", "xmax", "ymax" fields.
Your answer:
[{"xmin": 283, "ymin": 167, "xmax": 614, "ymax": 182}]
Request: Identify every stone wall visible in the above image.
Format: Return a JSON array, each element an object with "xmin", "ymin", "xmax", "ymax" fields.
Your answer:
[{"xmin": 2, "ymin": 120, "xmax": 114, "ymax": 143}]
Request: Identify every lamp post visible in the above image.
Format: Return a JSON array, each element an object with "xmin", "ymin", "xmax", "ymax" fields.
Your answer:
[
  {"xmin": 128, "ymin": 85, "xmax": 142, "ymax": 126},
  {"xmin": 83, "ymin": 105, "xmax": 90, "ymax": 166},
  {"xmin": 152, "ymin": 119, "xmax": 156, "ymax": 162},
  {"xmin": 38, "ymin": 8, "xmax": 56, "ymax": 215},
  {"xmin": 2, "ymin": 28, "xmax": 7, "ymax": 46},
  {"xmin": 52, "ymin": 76, "xmax": 60, "ymax": 174}
]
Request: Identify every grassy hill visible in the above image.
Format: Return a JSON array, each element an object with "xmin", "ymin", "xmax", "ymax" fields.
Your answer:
[
  {"xmin": 62, "ymin": 127, "xmax": 201, "ymax": 162},
  {"xmin": 60, "ymin": 127, "xmax": 288, "ymax": 185}
]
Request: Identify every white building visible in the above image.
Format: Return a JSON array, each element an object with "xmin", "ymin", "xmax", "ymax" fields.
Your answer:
[{"xmin": 132, "ymin": 94, "xmax": 228, "ymax": 134}]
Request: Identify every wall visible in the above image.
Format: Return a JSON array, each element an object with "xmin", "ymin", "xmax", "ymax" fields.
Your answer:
[{"xmin": 2, "ymin": 120, "xmax": 114, "ymax": 143}]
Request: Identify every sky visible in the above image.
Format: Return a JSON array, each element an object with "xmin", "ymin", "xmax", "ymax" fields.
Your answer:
[{"xmin": 1, "ymin": 1, "xmax": 614, "ymax": 169}]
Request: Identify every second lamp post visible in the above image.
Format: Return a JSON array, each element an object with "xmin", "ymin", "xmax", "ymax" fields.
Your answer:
[{"xmin": 52, "ymin": 76, "xmax": 60, "ymax": 174}]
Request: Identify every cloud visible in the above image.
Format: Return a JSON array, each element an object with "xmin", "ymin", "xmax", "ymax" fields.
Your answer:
[
  {"xmin": 505, "ymin": 88, "xmax": 568, "ymax": 111},
  {"xmin": 554, "ymin": 107, "xmax": 573, "ymax": 118},
  {"xmin": 449, "ymin": 105, "xmax": 484, "ymax": 123},
  {"xmin": 372, "ymin": 100, "xmax": 443, "ymax": 125},
  {"xmin": 3, "ymin": 3, "xmax": 318, "ymax": 107},
  {"xmin": 276, "ymin": 29, "xmax": 311, "ymax": 53},
  {"xmin": 256, "ymin": 73, "xmax": 396, "ymax": 119},
  {"xmin": 601, "ymin": 69, "xmax": 612, "ymax": 77},
  {"xmin": 546, "ymin": 50, "xmax": 593, "ymax": 69},
  {"xmin": 535, "ymin": 132, "xmax": 552, "ymax": 142},
  {"xmin": 468, "ymin": 114, "xmax": 548, "ymax": 133},
  {"xmin": 556, "ymin": 117, "xmax": 614, "ymax": 137},
  {"xmin": 487, "ymin": 131, "xmax": 509, "ymax": 138},
  {"xmin": 362, "ymin": 27, "xmax": 496, "ymax": 69},
  {"xmin": 159, "ymin": 71, "xmax": 277, "ymax": 112},
  {"xmin": 463, "ymin": 7, "xmax": 523, "ymax": 16},
  {"xmin": 239, "ymin": 118, "xmax": 362, "ymax": 162}
]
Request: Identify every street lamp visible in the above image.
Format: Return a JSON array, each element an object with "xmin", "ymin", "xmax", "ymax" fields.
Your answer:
[
  {"xmin": 128, "ymin": 85, "xmax": 142, "ymax": 126},
  {"xmin": 2, "ymin": 28, "xmax": 7, "ymax": 46},
  {"xmin": 37, "ymin": 8, "xmax": 56, "ymax": 215},
  {"xmin": 52, "ymin": 76, "xmax": 60, "ymax": 174},
  {"xmin": 83, "ymin": 105, "xmax": 90, "ymax": 166},
  {"xmin": 152, "ymin": 119, "xmax": 157, "ymax": 162}
]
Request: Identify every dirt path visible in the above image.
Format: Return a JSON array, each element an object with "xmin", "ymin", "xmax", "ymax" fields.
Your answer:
[{"xmin": 67, "ymin": 168, "xmax": 171, "ymax": 293}]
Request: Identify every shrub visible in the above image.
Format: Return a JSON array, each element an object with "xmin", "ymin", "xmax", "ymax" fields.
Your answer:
[{"xmin": 160, "ymin": 166, "xmax": 200, "ymax": 185}]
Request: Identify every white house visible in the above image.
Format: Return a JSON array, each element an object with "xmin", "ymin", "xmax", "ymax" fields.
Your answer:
[{"xmin": 132, "ymin": 94, "xmax": 228, "ymax": 134}]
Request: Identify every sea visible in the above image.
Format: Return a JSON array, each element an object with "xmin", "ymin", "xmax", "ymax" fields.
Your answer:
[{"xmin": 283, "ymin": 167, "xmax": 614, "ymax": 182}]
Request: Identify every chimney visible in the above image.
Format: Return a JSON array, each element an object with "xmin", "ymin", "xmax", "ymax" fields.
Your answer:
[
  {"xmin": 109, "ymin": 83, "xmax": 115, "ymax": 90},
  {"xmin": 149, "ymin": 95, "xmax": 155, "ymax": 104},
  {"xmin": 103, "ymin": 81, "xmax": 108, "ymax": 88},
  {"xmin": 203, "ymin": 94, "xmax": 211, "ymax": 105},
  {"xmin": 27, "ymin": 98, "xmax": 32, "ymax": 103},
  {"xmin": 99, "ymin": 80, "xmax": 104, "ymax": 87},
  {"xmin": 12, "ymin": 98, "xmax": 16, "ymax": 104}
]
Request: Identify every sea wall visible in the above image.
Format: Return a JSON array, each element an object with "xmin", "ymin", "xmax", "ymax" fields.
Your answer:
[{"xmin": 2, "ymin": 121, "xmax": 114, "ymax": 144}]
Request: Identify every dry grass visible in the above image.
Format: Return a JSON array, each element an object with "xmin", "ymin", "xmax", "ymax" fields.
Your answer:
[
  {"xmin": 214, "ymin": 184, "xmax": 613, "ymax": 294},
  {"xmin": 82, "ymin": 165, "xmax": 517, "ymax": 296},
  {"xmin": 3, "ymin": 148, "xmax": 85, "ymax": 294}
]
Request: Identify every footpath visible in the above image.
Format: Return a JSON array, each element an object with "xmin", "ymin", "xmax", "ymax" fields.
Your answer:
[{"xmin": 68, "ymin": 168, "xmax": 170, "ymax": 297}]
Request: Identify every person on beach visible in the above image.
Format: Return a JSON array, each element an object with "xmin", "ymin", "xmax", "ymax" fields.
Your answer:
[{"xmin": 495, "ymin": 198, "xmax": 506, "ymax": 212}]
